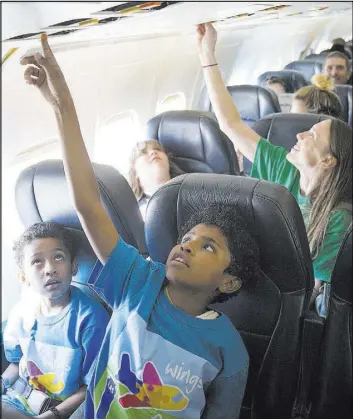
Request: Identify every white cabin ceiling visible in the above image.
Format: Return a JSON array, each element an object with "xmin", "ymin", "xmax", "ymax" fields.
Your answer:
[{"xmin": 2, "ymin": 2, "xmax": 352, "ymax": 50}]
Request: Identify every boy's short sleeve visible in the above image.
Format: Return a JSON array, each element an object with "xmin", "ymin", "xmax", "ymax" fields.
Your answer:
[
  {"xmin": 80, "ymin": 309, "xmax": 109, "ymax": 385},
  {"xmin": 88, "ymin": 238, "xmax": 158, "ymax": 309},
  {"xmin": 202, "ymin": 366, "xmax": 248, "ymax": 419},
  {"xmin": 3, "ymin": 304, "xmax": 23, "ymax": 363}
]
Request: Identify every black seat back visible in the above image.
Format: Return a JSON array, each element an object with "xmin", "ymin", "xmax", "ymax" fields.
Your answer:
[
  {"xmin": 284, "ymin": 59, "xmax": 323, "ymax": 82},
  {"xmin": 242, "ymin": 113, "xmax": 335, "ymax": 175},
  {"xmin": 145, "ymin": 173, "xmax": 313, "ymax": 419},
  {"xmin": 15, "ymin": 160, "xmax": 147, "ymax": 308},
  {"xmin": 257, "ymin": 70, "xmax": 309, "ymax": 93},
  {"xmin": 252, "ymin": 113, "xmax": 336, "ymax": 153},
  {"xmin": 146, "ymin": 110, "xmax": 239, "ymax": 174},
  {"xmin": 198, "ymin": 84, "xmax": 281, "ymax": 125},
  {"xmin": 334, "ymin": 84, "xmax": 353, "ymax": 127},
  {"xmin": 311, "ymin": 224, "xmax": 353, "ymax": 419}
]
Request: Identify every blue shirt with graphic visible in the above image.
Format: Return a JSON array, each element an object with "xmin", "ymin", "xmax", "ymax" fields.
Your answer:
[
  {"xmin": 86, "ymin": 238, "xmax": 249, "ymax": 419},
  {"xmin": 3, "ymin": 286, "xmax": 109, "ymax": 410}
]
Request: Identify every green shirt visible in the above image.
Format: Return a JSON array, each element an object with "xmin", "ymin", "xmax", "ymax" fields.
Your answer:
[{"xmin": 250, "ymin": 138, "xmax": 352, "ymax": 283}]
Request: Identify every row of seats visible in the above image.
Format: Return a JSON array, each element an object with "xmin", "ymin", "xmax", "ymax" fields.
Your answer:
[
  {"xmin": 286, "ymin": 57, "xmax": 351, "ymax": 84},
  {"xmin": 14, "ymin": 111, "xmax": 352, "ymax": 419},
  {"xmin": 262, "ymin": 56, "xmax": 351, "ymax": 88},
  {"xmin": 198, "ymin": 85, "xmax": 281, "ymax": 125},
  {"xmin": 285, "ymin": 59, "xmax": 323, "ymax": 82},
  {"xmin": 305, "ymin": 42, "xmax": 353, "ymax": 63},
  {"xmin": 197, "ymin": 78, "xmax": 353, "ymax": 129},
  {"xmin": 258, "ymin": 69, "xmax": 308, "ymax": 91}
]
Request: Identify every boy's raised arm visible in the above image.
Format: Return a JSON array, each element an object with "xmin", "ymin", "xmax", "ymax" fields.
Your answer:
[{"xmin": 20, "ymin": 35, "xmax": 118, "ymax": 264}]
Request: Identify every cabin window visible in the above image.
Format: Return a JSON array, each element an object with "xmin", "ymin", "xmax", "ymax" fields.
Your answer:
[
  {"xmin": 94, "ymin": 110, "xmax": 141, "ymax": 179},
  {"xmin": 155, "ymin": 92, "xmax": 186, "ymax": 115}
]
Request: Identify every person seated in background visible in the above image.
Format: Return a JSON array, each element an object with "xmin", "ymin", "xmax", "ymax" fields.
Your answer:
[
  {"xmin": 264, "ymin": 76, "xmax": 288, "ymax": 96},
  {"xmin": 331, "ymin": 37, "xmax": 346, "ymax": 46},
  {"xmin": 291, "ymin": 74, "xmax": 342, "ymax": 118},
  {"xmin": 323, "ymin": 51, "xmax": 351, "ymax": 85},
  {"xmin": 197, "ymin": 22, "xmax": 352, "ymax": 318},
  {"xmin": 329, "ymin": 38, "xmax": 351, "ymax": 59},
  {"xmin": 1, "ymin": 222, "xmax": 109, "ymax": 418},
  {"xmin": 320, "ymin": 38, "xmax": 351, "ymax": 59},
  {"xmin": 129, "ymin": 139, "xmax": 184, "ymax": 219}
]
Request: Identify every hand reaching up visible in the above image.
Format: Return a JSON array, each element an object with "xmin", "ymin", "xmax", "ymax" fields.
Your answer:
[
  {"xmin": 196, "ymin": 23, "xmax": 218, "ymax": 66},
  {"xmin": 20, "ymin": 34, "xmax": 71, "ymax": 108}
]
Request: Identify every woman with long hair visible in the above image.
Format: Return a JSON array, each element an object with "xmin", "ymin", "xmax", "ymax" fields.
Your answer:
[
  {"xmin": 128, "ymin": 139, "xmax": 184, "ymax": 219},
  {"xmin": 197, "ymin": 23, "xmax": 352, "ymax": 308}
]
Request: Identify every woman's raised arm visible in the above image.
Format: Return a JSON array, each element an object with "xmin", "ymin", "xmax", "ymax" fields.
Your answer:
[{"xmin": 197, "ymin": 23, "xmax": 261, "ymax": 162}]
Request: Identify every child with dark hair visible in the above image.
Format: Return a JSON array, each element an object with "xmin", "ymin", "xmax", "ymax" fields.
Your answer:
[
  {"xmin": 19, "ymin": 35, "xmax": 258, "ymax": 419},
  {"xmin": 1, "ymin": 222, "xmax": 109, "ymax": 418},
  {"xmin": 179, "ymin": 204, "xmax": 260, "ymax": 302}
]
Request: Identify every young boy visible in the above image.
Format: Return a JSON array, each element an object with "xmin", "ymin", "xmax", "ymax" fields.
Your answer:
[
  {"xmin": 20, "ymin": 35, "xmax": 260, "ymax": 418},
  {"xmin": 1, "ymin": 222, "xmax": 109, "ymax": 418}
]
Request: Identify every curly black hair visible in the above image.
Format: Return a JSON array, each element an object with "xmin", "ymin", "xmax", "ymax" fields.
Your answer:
[
  {"xmin": 179, "ymin": 204, "xmax": 260, "ymax": 301},
  {"xmin": 13, "ymin": 222, "xmax": 79, "ymax": 270}
]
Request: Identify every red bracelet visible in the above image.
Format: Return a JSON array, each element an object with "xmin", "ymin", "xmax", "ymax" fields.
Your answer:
[{"xmin": 202, "ymin": 63, "xmax": 218, "ymax": 68}]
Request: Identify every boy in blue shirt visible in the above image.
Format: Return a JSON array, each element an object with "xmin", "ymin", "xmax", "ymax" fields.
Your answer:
[
  {"xmin": 1, "ymin": 222, "xmax": 109, "ymax": 418},
  {"xmin": 19, "ymin": 35, "xmax": 260, "ymax": 419}
]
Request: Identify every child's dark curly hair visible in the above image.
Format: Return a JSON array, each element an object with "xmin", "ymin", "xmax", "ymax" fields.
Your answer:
[
  {"xmin": 179, "ymin": 204, "xmax": 260, "ymax": 301},
  {"xmin": 13, "ymin": 222, "xmax": 79, "ymax": 270}
]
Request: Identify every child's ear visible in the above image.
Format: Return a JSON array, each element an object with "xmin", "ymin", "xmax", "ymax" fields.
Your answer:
[
  {"xmin": 72, "ymin": 260, "xmax": 78, "ymax": 277},
  {"xmin": 17, "ymin": 271, "xmax": 29, "ymax": 286},
  {"xmin": 219, "ymin": 274, "xmax": 242, "ymax": 294}
]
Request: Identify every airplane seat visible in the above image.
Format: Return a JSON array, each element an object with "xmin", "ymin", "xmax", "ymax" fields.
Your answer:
[
  {"xmin": 257, "ymin": 70, "xmax": 309, "ymax": 93},
  {"xmin": 197, "ymin": 84, "xmax": 281, "ymax": 125},
  {"xmin": 144, "ymin": 173, "xmax": 313, "ymax": 419},
  {"xmin": 334, "ymin": 84, "xmax": 353, "ymax": 127},
  {"xmin": 310, "ymin": 224, "xmax": 352, "ymax": 419},
  {"xmin": 15, "ymin": 160, "xmax": 148, "ymax": 313},
  {"xmin": 304, "ymin": 53, "xmax": 327, "ymax": 64},
  {"xmin": 252, "ymin": 112, "xmax": 337, "ymax": 151},
  {"xmin": 284, "ymin": 59, "xmax": 323, "ymax": 83},
  {"xmin": 146, "ymin": 110, "xmax": 240, "ymax": 174},
  {"xmin": 197, "ymin": 85, "xmax": 281, "ymax": 175}
]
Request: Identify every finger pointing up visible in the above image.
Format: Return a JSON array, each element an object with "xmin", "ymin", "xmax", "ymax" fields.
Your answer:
[{"xmin": 40, "ymin": 33, "xmax": 54, "ymax": 60}]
